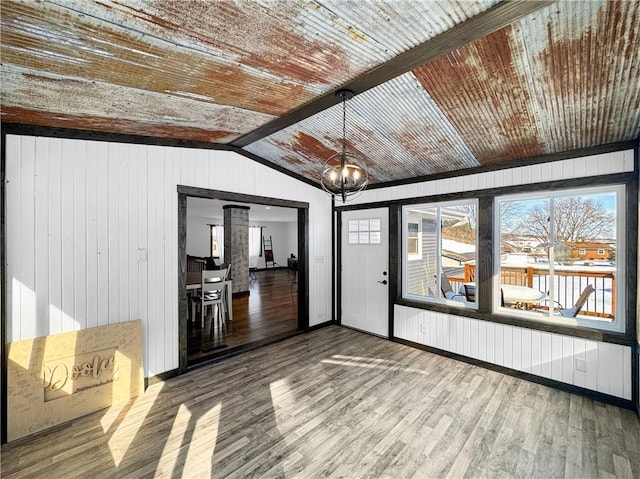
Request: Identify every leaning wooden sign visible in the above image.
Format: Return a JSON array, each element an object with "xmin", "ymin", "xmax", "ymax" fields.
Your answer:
[{"xmin": 7, "ymin": 320, "xmax": 144, "ymax": 441}]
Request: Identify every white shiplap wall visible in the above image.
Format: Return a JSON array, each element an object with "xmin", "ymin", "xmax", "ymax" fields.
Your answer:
[
  {"xmin": 395, "ymin": 306, "xmax": 632, "ymax": 399},
  {"xmin": 354, "ymin": 149, "xmax": 636, "ymax": 400},
  {"xmin": 349, "ymin": 150, "xmax": 635, "ymax": 205},
  {"xmin": 5, "ymin": 135, "xmax": 333, "ymax": 377}
]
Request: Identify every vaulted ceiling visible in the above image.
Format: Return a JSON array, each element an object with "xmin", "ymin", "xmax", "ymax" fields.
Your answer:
[{"xmin": 1, "ymin": 0, "xmax": 639, "ymax": 188}]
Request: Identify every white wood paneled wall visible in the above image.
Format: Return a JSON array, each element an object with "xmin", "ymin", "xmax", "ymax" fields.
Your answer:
[
  {"xmin": 395, "ymin": 306, "xmax": 632, "ymax": 399},
  {"xmin": 5, "ymin": 135, "xmax": 333, "ymax": 376},
  {"xmin": 357, "ymin": 148, "xmax": 634, "ymax": 400},
  {"xmin": 350, "ymin": 149, "xmax": 635, "ymax": 205}
]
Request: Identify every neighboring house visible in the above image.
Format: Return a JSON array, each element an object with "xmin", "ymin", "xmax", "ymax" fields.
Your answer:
[{"xmin": 564, "ymin": 241, "xmax": 614, "ymax": 261}]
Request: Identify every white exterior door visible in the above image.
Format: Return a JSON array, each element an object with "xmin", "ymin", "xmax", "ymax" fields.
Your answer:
[{"xmin": 341, "ymin": 207, "xmax": 389, "ymax": 337}]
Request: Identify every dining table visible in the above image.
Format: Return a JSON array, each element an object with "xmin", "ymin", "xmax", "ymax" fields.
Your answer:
[
  {"xmin": 186, "ymin": 271, "xmax": 233, "ymax": 321},
  {"xmin": 460, "ymin": 283, "xmax": 546, "ymax": 308},
  {"xmin": 500, "ymin": 284, "xmax": 546, "ymax": 307}
]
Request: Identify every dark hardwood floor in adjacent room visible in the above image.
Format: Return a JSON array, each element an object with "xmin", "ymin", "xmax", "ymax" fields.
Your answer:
[{"xmin": 188, "ymin": 268, "xmax": 298, "ymax": 365}]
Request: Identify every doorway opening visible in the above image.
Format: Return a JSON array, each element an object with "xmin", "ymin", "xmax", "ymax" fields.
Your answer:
[{"xmin": 178, "ymin": 186, "xmax": 309, "ymax": 371}]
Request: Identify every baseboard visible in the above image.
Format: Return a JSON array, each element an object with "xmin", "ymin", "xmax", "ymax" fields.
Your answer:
[
  {"xmin": 187, "ymin": 330, "xmax": 303, "ymax": 370},
  {"xmin": 394, "ymin": 337, "xmax": 636, "ymax": 412},
  {"xmin": 307, "ymin": 320, "xmax": 336, "ymax": 332},
  {"xmin": 145, "ymin": 368, "xmax": 180, "ymax": 388}
]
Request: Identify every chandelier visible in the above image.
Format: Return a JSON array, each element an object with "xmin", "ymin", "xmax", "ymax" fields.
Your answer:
[{"xmin": 320, "ymin": 89, "xmax": 369, "ymax": 202}]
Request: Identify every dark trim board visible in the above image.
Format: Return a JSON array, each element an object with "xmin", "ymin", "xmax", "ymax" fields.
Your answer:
[
  {"xmin": 387, "ymin": 205, "xmax": 400, "ymax": 340},
  {"xmin": 178, "ymin": 185, "xmax": 309, "ymax": 209},
  {"xmin": 336, "ymin": 210, "xmax": 343, "ymax": 326},
  {"xmin": 1, "ymin": 123, "xmax": 319, "ymax": 190},
  {"xmin": 394, "ymin": 337, "xmax": 636, "ymax": 412},
  {"xmin": 1, "ymin": 122, "xmax": 237, "ymax": 150},
  {"xmin": 307, "ymin": 319, "xmax": 337, "ymax": 332},
  {"xmin": 331, "ymin": 197, "xmax": 336, "ymax": 324},
  {"xmin": 1, "ymin": 131, "xmax": 7, "ymax": 444},
  {"xmin": 476, "ymin": 196, "xmax": 494, "ymax": 314},
  {"xmin": 635, "ymin": 141, "xmax": 640, "ymax": 414},
  {"xmin": 368, "ymin": 139, "xmax": 638, "ymax": 190},
  {"xmin": 178, "ymin": 193, "xmax": 188, "ymax": 373},
  {"xmin": 297, "ymin": 207, "xmax": 309, "ymax": 331},
  {"xmin": 146, "ymin": 368, "xmax": 180, "ymax": 387},
  {"xmin": 187, "ymin": 330, "xmax": 304, "ymax": 371},
  {"xmin": 634, "ymin": 343, "xmax": 640, "ymax": 415},
  {"xmin": 335, "ymin": 172, "xmax": 636, "ymax": 214}
]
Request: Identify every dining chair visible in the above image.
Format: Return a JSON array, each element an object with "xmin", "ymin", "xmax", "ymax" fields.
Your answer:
[
  {"xmin": 191, "ymin": 267, "xmax": 230, "ymax": 328},
  {"xmin": 440, "ymin": 274, "xmax": 464, "ymax": 302},
  {"xmin": 463, "ymin": 283, "xmax": 475, "ymax": 302},
  {"xmin": 559, "ymin": 284, "xmax": 595, "ymax": 317}
]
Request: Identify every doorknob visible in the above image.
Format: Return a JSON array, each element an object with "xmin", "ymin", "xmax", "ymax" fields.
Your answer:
[
  {"xmin": 382, "ymin": 271, "xmax": 387, "ymax": 276},
  {"xmin": 377, "ymin": 280, "xmax": 388, "ymax": 285}
]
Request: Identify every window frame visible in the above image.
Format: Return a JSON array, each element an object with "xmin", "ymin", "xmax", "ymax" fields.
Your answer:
[
  {"xmin": 401, "ymin": 199, "xmax": 478, "ymax": 309},
  {"xmin": 210, "ymin": 225, "xmax": 222, "ymax": 258},
  {"xmin": 406, "ymin": 218, "xmax": 422, "ymax": 260},
  {"xmin": 493, "ymin": 184, "xmax": 626, "ymax": 333}
]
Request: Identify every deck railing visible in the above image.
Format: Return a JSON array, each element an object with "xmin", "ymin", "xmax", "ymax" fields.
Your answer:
[{"xmin": 448, "ymin": 263, "xmax": 615, "ymax": 319}]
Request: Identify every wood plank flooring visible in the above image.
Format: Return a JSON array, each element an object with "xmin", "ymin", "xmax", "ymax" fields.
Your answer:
[
  {"xmin": 188, "ymin": 268, "xmax": 298, "ymax": 365},
  {"xmin": 3, "ymin": 326, "xmax": 638, "ymax": 478}
]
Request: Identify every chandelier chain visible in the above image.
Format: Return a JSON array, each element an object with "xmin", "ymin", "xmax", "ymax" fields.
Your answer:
[
  {"xmin": 319, "ymin": 88, "xmax": 368, "ymax": 203},
  {"xmin": 341, "ymin": 93, "xmax": 347, "ymax": 155}
]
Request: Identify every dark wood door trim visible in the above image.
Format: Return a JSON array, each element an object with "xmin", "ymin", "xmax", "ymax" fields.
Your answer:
[{"xmin": 177, "ymin": 186, "xmax": 310, "ymax": 373}]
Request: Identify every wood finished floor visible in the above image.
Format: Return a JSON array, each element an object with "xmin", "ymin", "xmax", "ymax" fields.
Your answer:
[
  {"xmin": 188, "ymin": 268, "xmax": 298, "ymax": 364},
  {"xmin": 2, "ymin": 326, "xmax": 638, "ymax": 479}
]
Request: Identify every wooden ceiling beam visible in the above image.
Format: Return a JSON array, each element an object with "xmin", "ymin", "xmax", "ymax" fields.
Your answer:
[{"xmin": 231, "ymin": 0, "xmax": 555, "ymax": 148}]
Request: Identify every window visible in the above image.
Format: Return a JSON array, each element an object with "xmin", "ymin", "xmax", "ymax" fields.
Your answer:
[
  {"xmin": 210, "ymin": 225, "xmax": 224, "ymax": 260},
  {"xmin": 496, "ymin": 185, "xmax": 624, "ymax": 332},
  {"xmin": 248, "ymin": 226, "xmax": 262, "ymax": 268},
  {"xmin": 402, "ymin": 200, "xmax": 477, "ymax": 307},
  {"xmin": 407, "ymin": 221, "xmax": 421, "ymax": 259}
]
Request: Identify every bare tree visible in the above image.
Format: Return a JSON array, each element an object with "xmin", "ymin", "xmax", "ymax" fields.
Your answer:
[
  {"xmin": 500, "ymin": 202, "xmax": 524, "ymax": 232},
  {"xmin": 516, "ymin": 197, "xmax": 614, "ymax": 241},
  {"xmin": 454, "ymin": 203, "xmax": 523, "ymax": 231}
]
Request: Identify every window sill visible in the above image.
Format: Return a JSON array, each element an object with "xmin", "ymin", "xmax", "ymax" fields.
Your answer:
[{"xmin": 395, "ymin": 298, "xmax": 633, "ymax": 346}]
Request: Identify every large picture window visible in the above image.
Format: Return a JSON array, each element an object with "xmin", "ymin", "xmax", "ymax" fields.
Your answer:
[
  {"xmin": 496, "ymin": 185, "xmax": 624, "ymax": 332},
  {"xmin": 402, "ymin": 200, "xmax": 477, "ymax": 308}
]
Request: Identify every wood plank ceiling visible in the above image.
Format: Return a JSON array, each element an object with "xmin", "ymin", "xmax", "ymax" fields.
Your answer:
[{"xmin": 1, "ymin": 0, "xmax": 639, "ymax": 187}]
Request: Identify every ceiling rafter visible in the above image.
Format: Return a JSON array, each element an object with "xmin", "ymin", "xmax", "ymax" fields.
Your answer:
[{"xmin": 231, "ymin": 0, "xmax": 555, "ymax": 148}]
